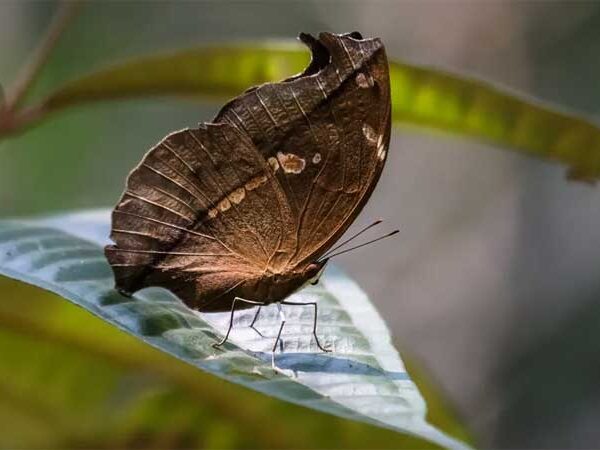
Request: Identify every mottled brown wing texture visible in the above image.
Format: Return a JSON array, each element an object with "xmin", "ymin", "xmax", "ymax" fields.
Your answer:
[
  {"xmin": 105, "ymin": 123, "xmax": 296, "ymax": 310},
  {"xmin": 106, "ymin": 31, "xmax": 390, "ymax": 311},
  {"xmin": 214, "ymin": 32, "xmax": 391, "ymax": 267}
]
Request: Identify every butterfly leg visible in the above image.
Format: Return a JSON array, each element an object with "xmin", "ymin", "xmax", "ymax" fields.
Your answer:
[
  {"xmin": 281, "ymin": 300, "xmax": 331, "ymax": 352},
  {"xmin": 213, "ymin": 297, "xmax": 265, "ymax": 349},
  {"xmin": 249, "ymin": 306, "xmax": 265, "ymax": 337},
  {"xmin": 272, "ymin": 303, "xmax": 286, "ymax": 370}
]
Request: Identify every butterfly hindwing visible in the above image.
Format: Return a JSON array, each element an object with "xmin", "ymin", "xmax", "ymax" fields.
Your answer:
[{"xmin": 105, "ymin": 123, "xmax": 296, "ymax": 310}]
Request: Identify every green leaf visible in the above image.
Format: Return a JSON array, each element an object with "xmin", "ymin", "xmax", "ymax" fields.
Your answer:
[
  {"xmin": 0, "ymin": 278, "xmax": 468, "ymax": 449},
  {"xmin": 39, "ymin": 41, "xmax": 600, "ymax": 182},
  {"xmin": 0, "ymin": 210, "xmax": 469, "ymax": 450}
]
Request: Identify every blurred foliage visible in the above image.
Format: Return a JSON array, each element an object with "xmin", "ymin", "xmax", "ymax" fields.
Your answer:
[
  {"xmin": 0, "ymin": 276, "xmax": 470, "ymax": 449},
  {"xmin": 493, "ymin": 282, "xmax": 600, "ymax": 448},
  {"xmin": 4, "ymin": 42, "xmax": 600, "ymax": 183}
]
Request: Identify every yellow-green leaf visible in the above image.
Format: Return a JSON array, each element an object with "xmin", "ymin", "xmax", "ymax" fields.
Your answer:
[{"xmin": 41, "ymin": 41, "xmax": 600, "ymax": 182}]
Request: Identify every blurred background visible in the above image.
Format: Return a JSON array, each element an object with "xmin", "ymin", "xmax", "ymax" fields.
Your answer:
[{"xmin": 2, "ymin": 1, "xmax": 600, "ymax": 448}]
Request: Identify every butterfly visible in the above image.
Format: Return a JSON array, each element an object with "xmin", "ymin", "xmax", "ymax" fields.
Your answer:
[{"xmin": 105, "ymin": 31, "xmax": 392, "ymax": 358}]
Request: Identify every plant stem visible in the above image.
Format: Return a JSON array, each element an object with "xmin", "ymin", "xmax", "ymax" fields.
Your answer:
[{"xmin": 4, "ymin": 1, "xmax": 80, "ymax": 111}]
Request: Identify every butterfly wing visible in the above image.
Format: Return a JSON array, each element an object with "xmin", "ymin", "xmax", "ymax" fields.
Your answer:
[
  {"xmin": 214, "ymin": 32, "xmax": 391, "ymax": 268},
  {"xmin": 105, "ymin": 123, "xmax": 296, "ymax": 310},
  {"xmin": 106, "ymin": 31, "xmax": 390, "ymax": 309}
]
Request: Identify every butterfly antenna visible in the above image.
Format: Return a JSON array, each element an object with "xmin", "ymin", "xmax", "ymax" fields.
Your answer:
[
  {"xmin": 324, "ymin": 229, "xmax": 400, "ymax": 260},
  {"xmin": 320, "ymin": 219, "xmax": 383, "ymax": 260}
]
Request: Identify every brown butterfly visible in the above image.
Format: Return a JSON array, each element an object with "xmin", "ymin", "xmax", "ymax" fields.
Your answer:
[{"xmin": 105, "ymin": 31, "xmax": 392, "ymax": 359}]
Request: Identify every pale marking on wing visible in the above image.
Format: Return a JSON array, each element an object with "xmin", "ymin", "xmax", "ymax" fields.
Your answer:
[
  {"xmin": 335, "ymin": 68, "xmax": 344, "ymax": 84},
  {"xmin": 228, "ymin": 187, "xmax": 245, "ymax": 204},
  {"xmin": 362, "ymin": 123, "xmax": 378, "ymax": 144},
  {"xmin": 377, "ymin": 134, "xmax": 386, "ymax": 160},
  {"xmin": 312, "ymin": 153, "xmax": 322, "ymax": 164},
  {"xmin": 155, "ymin": 156, "xmax": 248, "ymax": 248},
  {"xmin": 152, "ymin": 186, "xmax": 197, "ymax": 215},
  {"xmin": 255, "ymin": 90, "xmax": 278, "ymax": 127},
  {"xmin": 315, "ymin": 77, "xmax": 328, "ymax": 100},
  {"xmin": 142, "ymin": 164, "xmax": 205, "ymax": 207},
  {"xmin": 162, "ymin": 141, "xmax": 199, "ymax": 176},
  {"xmin": 268, "ymin": 156, "xmax": 280, "ymax": 172},
  {"xmin": 187, "ymin": 129, "xmax": 268, "ymax": 259},
  {"xmin": 339, "ymin": 38, "xmax": 358, "ymax": 70},
  {"xmin": 355, "ymin": 72, "xmax": 374, "ymax": 89},
  {"xmin": 217, "ymin": 123, "xmax": 277, "ymax": 233},
  {"xmin": 187, "ymin": 128, "xmax": 246, "ymax": 214},
  {"xmin": 217, "ymin": 197, "xmax": 231, "ymax": 212},
  {"xmin": 196, "ymin": 119, "xmax": 290, "ymax": 265},
  {"xmin": 114, "ymin": 210, "xmax": 215, "ymax": 240},
  {"xmin": 276, "ymin": 152, "xmax": 306, "ymax": 174},
  {"xmin": 213, "ymin": 128, "xmax": 271, "ymax": 259},
  {"xmin": 124, "ymin": 191, "xmax": 193, "ymax": 222},
  {"xmin": 245, "ymin": 174, "xmax": 268, "ymax": 191}
]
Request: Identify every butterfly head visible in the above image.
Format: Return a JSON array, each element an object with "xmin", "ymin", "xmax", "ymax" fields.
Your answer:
[{"xmin": 305, "ymin": 259, "xmax": 328, "ymax": 286}]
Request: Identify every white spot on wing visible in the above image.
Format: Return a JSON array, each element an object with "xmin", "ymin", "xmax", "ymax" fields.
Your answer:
[
  {"xmin": 276, "ymin": 152, "xmax": 306, "ymax": 174},
  {"xmin": 245, "ymin": 174, "xmax": 268, "ymax": 191},
  {"xmin": 268, "ymin": 157, "xmax": 280, "ymax": 173},
  {"xmin": 376, "ymin": 134, "xmax": 387, "ymax": 161},
  {"xmin": 356, "ymin": 72, "xmax": 374, "ymax": 88},
  {"xmin": 312, "ymin": 153, "xmax": 322, "ymax": 164},
  {"xmin": 362, "ymin": 123, "xmax": 378, "ymax": 144},
  {"xmin": 228, "ymin": 187, "xmax": 245, "ymax": 204},
  {"xmin": 217, "ymin": 197, "xmax": 231, "ymax": 212}
]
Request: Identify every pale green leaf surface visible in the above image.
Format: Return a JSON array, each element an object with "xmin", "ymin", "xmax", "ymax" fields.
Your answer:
[
  {"xmin": 0, "ymin": 210, "xmax": 468, "ymax": 450},
  {"xmin": 40, "ymin": 41, "xmax": 600, "ymax": 182}
]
